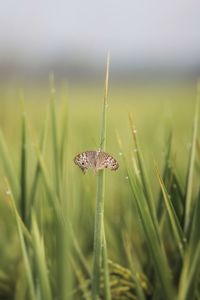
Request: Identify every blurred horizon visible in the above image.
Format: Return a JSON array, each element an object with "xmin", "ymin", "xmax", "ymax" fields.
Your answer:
[{"xmin": 0, "ymin": 0, "xmax": 200, "ymax": 83}]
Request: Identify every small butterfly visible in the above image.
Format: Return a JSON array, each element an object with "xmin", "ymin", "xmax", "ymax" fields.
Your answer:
[{"xmin": 74, "ymin": 150, "xmax": 119, "ymax": 174}]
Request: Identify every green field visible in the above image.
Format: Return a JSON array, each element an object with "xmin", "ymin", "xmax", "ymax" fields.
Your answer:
[{"xmin": 0, "ymin": 79, "xmax": 199, "ymax": 300}]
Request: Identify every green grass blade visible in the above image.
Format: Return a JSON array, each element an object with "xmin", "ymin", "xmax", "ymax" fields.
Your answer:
[
  {"xmin": 27, "ymin": 107, "xmax": 49, "ymax": 223},
  {"xmin": 92, "ymin": 54, "xmax": 111, "ymax": 300},
  {"xmin": 123, "ymin": 234, "xmax": 147, "ymax": 300},
  {"xmin": 127, "ymin": 165, "xmax": 175, "ymax": 300},
  {"xmin": 68, "ymin": 221, "xmax": 91, "ymax": 277},
  {"xmin": 157, "ymin": 131, "xmax": 173, "ymax": 221},
  {"xmin": 20, "ymin": 97, "xmax": 28, "ymax": 224},
  {"xmin": 102, "ymin": 227, "xmax": 111, "ymax": 300},
  {"xmin": 5, "ymin": 180, "xmax": 36, "ymax": 300},
  {"xmin": 32, "ymin": 131, "xmax": 90, "ymax": 282},
  {"xmin": 32, "ymin": 214, "xmax": 52, "ymax": 300},
  {"xmin": 178, "ymin": 189, "xmax": 200, "ymax": 300},
  {"xmin": 129, "ymin": 114, "xmax": 161, "ymax": 245},
  {"xmin": 92, "ymin": 167, "xmax": 105, "ymax": 299},
  {"xmin": 188, "ymin": 188, "xmax": 200, "ymax": 255},
  {"xmin": 155, "ymin": 165, "xmax": 185, "ymax": 257},
  {"xmin": 60, "ymin": 101, "xmax": 68, "ymax": 176},
  {"xmin": 184, "ymin": 93, "xmax": 199, "ymax": 234},
  {"xmin": 49, "ymin": 73, "xmax": 61, "ymax": 199},
  {"xmin": 178, "ymin": 242, "xmax": 200, "ymax": 300},
  {"xmin": 0, "ymin": 130, "xmax": 19, "ymax": 199}
]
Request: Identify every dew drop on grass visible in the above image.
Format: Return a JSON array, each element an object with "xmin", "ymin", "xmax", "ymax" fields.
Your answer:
[
  {"xmin": 6, "ymin": 190, "xmax": 11, "ymax": 196},
  {"xmin": 133, "ymin": 129, "xmax": 137, "ymax": 134},
  {"xmin": 183, "ymin": 237, "xmax": 187, "ymax": 244},
  {"xmin": 125, "ymin": 176, "xmax": 129, "ymax": 180},
  {"xmin": 118, "ymin": 152, "xmax": 123, "ymax": 156},
  {"xmin": 179, "ymin": 243, "xmax": 184, "ymax": 251},
  {"xmin": 134, "ymin": 148, "xmax": 138, "ymax": 152}
]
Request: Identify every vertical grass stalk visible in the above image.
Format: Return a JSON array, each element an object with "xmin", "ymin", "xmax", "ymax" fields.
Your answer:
[
  {"xmin": 20, "ymin": 91, "xmax": 27, "ymax": 224},
  {"xmin": 92, "ymin": 54, "xmax": 111, "ymax": 300},
  {"xmin": 5, "ymin": 180, "xmax": 36, "ymax": 300},
  {"xmin": 49, "ymin": 73, "xmax": 61, "ymax": 199},
  {"xmin": 102, "ymin": 226, "xmax": 111, "ymax": 300},
  {"xmin": 184, "ymin": 86, "xmax": 199, "ymax": 234}
]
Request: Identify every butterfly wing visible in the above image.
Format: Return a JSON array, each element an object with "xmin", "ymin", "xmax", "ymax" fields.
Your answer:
[
  {"xmin": 95, "ymin": 151, "xmax": 119, "ymax": 171},
  {"xmin": 74, "ymin": 151, "xmax": 96, "ymax": 174}
]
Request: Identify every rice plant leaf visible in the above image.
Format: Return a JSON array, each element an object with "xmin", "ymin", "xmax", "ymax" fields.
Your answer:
[
  {"xmin": 60, "ymin": 101, "xmax": 68, "ymax": 176},
  {"xmin": 68, "ymin": 221, "xmax": 91, "ymax": 277},
  {"xmin": 178, "ymin": 241, "xmax": 200, "ymax": 300},
  {"xmin": 31, "ymin": 130, "xmax": 90, "ymax": 280},
  {"xmin": 92, "ymin": 54, "xmax": 111, "ymax": 300},
  {"xmin": 5, "ymin": 180, "xmax": 36, "ymax": 300},
  {"xmin": 127, "ymin": 165, "xmax": 175, "ymax": 300},
  {"xmin": 128, "ymin": 113, "xmax": 161, "ymax": 246},
  {"xmin": 0, "ymin": 130, "xmax": 19, "ymax": 200},
  {"xmin": 157, "ymin": 131, "xmax": 173, "ymax": 221},
  {"xmin": 28, "ymin": 107, "xmax": 49, "ymax": 221},
  {"xmin": 155, "ymin": 165, "xmax": 185, "ymax": 257},
  {"xmin": 32, "ymin": 214, "xmax": 53, "ymax": 300},
  {"xmin": 187, "ymin": 189, "xmax": 200, "ymax": 265},
  {"xmin": 20, "ymin": 96, "xmax": 28, "ymax": 224},
  {"xmin": 49, "ymin": 73, "xmax": 61, "ymax": 199},
  {"xmin": 184, "ymin": 95, "xmax": 199, "ymax": 234},
  {"xmin": 102, "ymin": 226, "xmax": 111, "ymax": 300}
]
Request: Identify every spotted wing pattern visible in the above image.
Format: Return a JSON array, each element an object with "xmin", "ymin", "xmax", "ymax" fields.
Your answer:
[
  {"xmin": 73, "ymin": 151, "xmax": 96, "ymax": 174},
  {"xmin": 95, "ymin": 151, "xmax": 119, "ymax": 171},
  {"xmin": 74, "ymin": 150, "xmax": 119, "ymax": 173}
]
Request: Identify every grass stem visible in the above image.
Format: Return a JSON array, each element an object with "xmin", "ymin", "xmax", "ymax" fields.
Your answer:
[{"xmin": 92, "ymin": 54, "xmax": 111, "ymax": 300}]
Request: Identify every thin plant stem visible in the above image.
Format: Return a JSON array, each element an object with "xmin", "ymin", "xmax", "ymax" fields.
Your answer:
[{"xmin": 92, "ymin": 54, "xmax": 111, "ymax": 300}]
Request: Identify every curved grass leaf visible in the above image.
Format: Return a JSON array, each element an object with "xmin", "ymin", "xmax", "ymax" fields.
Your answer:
[
  {"xmin": 155, "ymin": 165, "xmax": 185, "ymax": 258},
  {"xmin": 184, "ymin": 96, "xmax": 199, "ymax": 234},
  {"xmin": 32, "ymin": 214, "xmax": 52, "ymax": 300}
]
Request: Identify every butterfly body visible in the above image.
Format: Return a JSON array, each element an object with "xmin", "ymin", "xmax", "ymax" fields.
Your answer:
[{"xmin": 74, "ymin": 150, "xmax": 119, "ymax": 174}]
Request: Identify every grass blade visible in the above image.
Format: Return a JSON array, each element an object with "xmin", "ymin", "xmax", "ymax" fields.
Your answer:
[
  {"xmin": 155, "ymin": 165, "xmax": 185, "ymax": 257},
  {"xmin": 178, "ymin": 189, "xmax": 200, "ymax": 300},
  {"xmin": 92, "ymin": 54, "xmax": 111, "ymax": 300},
  {"xmin": 5, "ymin": 180, "xmax": 36, "ymax": 300},
  {"xmin": 0, "ymin": 130, "xmax": 19, "ymax": 199},
  {"xmin": 102, "ymin": 226, "xmax": 111, "ymax": 300},
  {"xmin": 129, "ymin": 114, "xmax": 161, "ymax": 246},
  {"xmin": 184, "ymin": 92, "xmax": 199, "ymax": 234},
  {"xmin": 127, "ymin": 164, "xmax": 175, "ymax": 300},
  {"xmin": 49, "ymin": 73, "xmax": 61, "ymax": 199},
  {"xmin": 20, "ymin": 95, "xmax": 28, "ymax": 224},
  {"xmin": 27, "ymin": 107, "xmax": 49, "ymax": 225},
  {"xmin": 32, "ymin": 214, "xmax": 52, "ymax": 300},
  {"xmin": 178, "ymin": 242, "xmax": 200, "ymax": 300},
  {"xmin": 157, "ymin": 131, "xmax": 173, "ymax": 221}
]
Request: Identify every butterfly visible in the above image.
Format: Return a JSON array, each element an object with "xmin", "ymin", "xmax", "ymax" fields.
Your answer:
[{"xmin": 74, "ymin": 150, "xmax": 119, "ymax": 174}]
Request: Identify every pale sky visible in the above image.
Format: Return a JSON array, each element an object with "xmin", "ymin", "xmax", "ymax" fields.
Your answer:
[{"xmin": 0, "ymin": 0, "xmax": 200, "ymax": 66}]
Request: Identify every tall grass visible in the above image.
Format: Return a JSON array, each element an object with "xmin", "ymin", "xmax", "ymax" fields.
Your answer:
[
  {"xmin": 0, "ymin": 78, "xmax": 199, "ymax": 300},
  {"xmin": 92, "ymin": 54, "xmax": 111, "ymax": 299}
]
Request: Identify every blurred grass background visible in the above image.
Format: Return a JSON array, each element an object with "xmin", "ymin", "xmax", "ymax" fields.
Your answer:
[{"xmin": 0, "ymin": 81, "xmax": 199, "ymax": 299}]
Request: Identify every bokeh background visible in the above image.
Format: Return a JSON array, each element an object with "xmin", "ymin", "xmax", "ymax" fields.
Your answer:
[
  {"xmin": 0, "ymin": 2, "xmax": 200, "ymax": 299},
  {"xmin": 0, "ymin": 0, "xmax": 200, "ymax": 83}
]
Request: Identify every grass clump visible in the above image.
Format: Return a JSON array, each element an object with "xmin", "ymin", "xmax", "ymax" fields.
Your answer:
[{"xmin": 0, "ymin": 75, "xmax": 199, "ymax": 300}]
